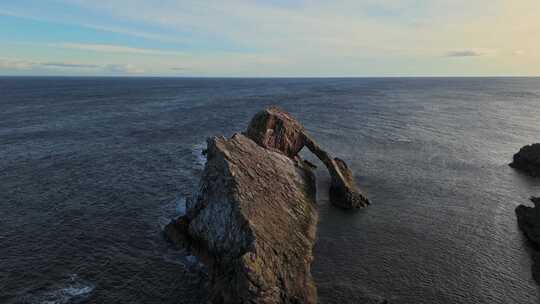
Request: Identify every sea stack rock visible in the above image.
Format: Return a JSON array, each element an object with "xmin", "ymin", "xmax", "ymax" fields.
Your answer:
[
  {"xmin": 166, "ymin": 106, "xmax": 370, "ymax": 303},
  {"xmin": 510, "ymin": 144, "xmax": 540, "ymax": 177},
  {"xmin": 516, "ymin": 197, "xmax": 540, "ymax": 283},
  {"xmin": 168, "ymin": 133, "xmax": 318, "ymax": 303},
  {"xmin": 246, "ymin": 106, "xmax": 369, "ymax": 209}
]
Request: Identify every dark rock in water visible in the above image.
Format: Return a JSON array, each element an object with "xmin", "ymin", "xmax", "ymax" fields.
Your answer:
[
  {"xmin": 164, "ymin": 216, "xmax": 191, "ymax": 249},
  {"xmin": 516, "ymin": 197, "xmax": 540, "ymax": 246},
  {"xmin": 516, "ymin": 197, "xmax": 540, "ymax": 284},
  {"xmin": 167, "ymin": 133, "xmax": 318, "ymax": 303},
  {"xmin": 510, "ymin": 144, "xmax": 540, "ymax": 177},
  {"xmin": 245, "ymin": 106, "xmax": 369, "ymax": 209},
  {"xmin": 303, "ymin": 135, "xmax": 370, "ymax": 209}
]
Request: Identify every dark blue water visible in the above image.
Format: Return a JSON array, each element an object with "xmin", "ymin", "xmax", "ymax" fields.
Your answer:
[{"xmin": 1, "ymin": 77, "xmax": 540, "ymax": 303}]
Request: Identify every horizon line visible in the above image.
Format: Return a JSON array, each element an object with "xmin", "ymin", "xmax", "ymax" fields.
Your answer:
[{"xmin": 2, "ymin": 75, "xmax": 540, "ymax": 79}]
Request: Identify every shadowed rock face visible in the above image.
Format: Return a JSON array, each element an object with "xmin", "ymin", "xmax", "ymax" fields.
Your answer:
[
  {"xmin": 168, "ymin": 133, "xmax": 318, "ymax": 303},
  {"xmin": 510, "ymin": 144, "xmax": 540, "ymax": 177},
  {"xmin": 246, "ymin": 106, "xmax": 369, "ymax": 209},
  {"xmin": 516, "ymin": 197, "xmax": 540, "ymax": 284}
]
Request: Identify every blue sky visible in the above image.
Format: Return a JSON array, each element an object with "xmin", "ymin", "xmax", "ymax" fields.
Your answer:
[{"xmin": 1, "ymin": 0, "xmax": 538, "ymax": 76}]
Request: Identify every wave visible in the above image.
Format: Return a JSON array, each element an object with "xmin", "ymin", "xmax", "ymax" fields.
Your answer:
[
  {"xmin": 192, "ymin": 142, "xmax": 207, "ymax": 168},
  {"xmin": 20, "ymin": 274, "xmax": 94, "ymax": 304},
  {"xmin": 175, "ymin": 197, "xmax": 187, "ymax": 216},
  {"xmin": 162, "ymin": 250, "xmax": 203, "ymax": 270}
]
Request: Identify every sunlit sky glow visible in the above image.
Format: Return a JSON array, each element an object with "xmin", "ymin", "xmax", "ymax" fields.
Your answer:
[{"xmin": 1, "ymin": 0, "xmax": 539, "ymax": 77}]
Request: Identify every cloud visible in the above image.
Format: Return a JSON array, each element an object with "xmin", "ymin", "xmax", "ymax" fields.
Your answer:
[
  {"xmin": 445, "ymin": 49, "xmax": 494, "ymax": 57},
  {"xmin": 0, "ymin": 58, "xmax": 34, "ymax": 70},
  {"xmin": 50, "ymin": 43, "xmax": 183, "ymax": 56},
  {"xmin": 104, "ymin": 64, "xmax": 144, "ymax": 74},
  {"xmin": 0, "ymin": 58, "xmax": 98, "ymax": 70},
  {"xmin": 41, "ymin": 62, "xmax": 99, "ymax": 68},
  {"xmin": 3, "ymin": 0, "xmax": 540, "ymax": 76},
  {"xmin": 0, "ymin": 8, "xmax": 189, "ymax": 45},
  {"xmin": 446, "ymin": 50, "xmax": 482, "ymax": 57},
  {"xmin": 0, "ymin": 57, "xmax": 146, "ymax": 75}
]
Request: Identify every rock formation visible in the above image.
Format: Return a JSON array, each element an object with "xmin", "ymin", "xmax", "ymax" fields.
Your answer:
[
  {"xmin": 168, "ymin": 133, "xmax": 318, "ymax": 303},
  {"xmin": 166, "ymin": 107, "xmax": 370, "ymax": 303},
  {"xmin": 245, "ymin": 106, "xmax": 369, "ymax": 209},
  {"xmin": 516, "ymin": 197, "xmax": 540, "ymax": 284},
  {"xmin": 510, "ymin": 144, "xmax": 540, "ymax": 177}
]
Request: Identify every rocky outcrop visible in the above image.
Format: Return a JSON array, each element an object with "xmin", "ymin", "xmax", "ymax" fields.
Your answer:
[
  {"xmin": 516, "ymin": 197, "xmax": 540, "ymax": 284},
  {"xmin": 168, "ymin": 133, "xmax": 318, "ymax": 303},
  {"xmin": 510, "ymin": 144, "xmax": 540, "ymax": 177},
  {"xmin": 245, "ymin": 106, "xmax": 369, "ymax": 209},
  {"xmin": 165, "ymin": 106, "xmax": 370, "ymax": 303},
  {"xmin": 516, "ymin": 197, "xmax": 540, "ymax": 246},
  {"xmin": 303, "ymin": 135, "xmax": 369, "ymax": 209},
  {"xmin": 245, "ymin": 106, "xmax": 305, "ymax": 158}
]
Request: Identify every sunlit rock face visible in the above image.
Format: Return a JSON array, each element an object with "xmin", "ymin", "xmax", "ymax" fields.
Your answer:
[{"xmin": 167, "ymin": 133, "xmax": 318, "ymax": 303}]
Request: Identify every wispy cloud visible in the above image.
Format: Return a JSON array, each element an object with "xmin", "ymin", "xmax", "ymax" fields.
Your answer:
[
  {"xmin": 2, "ymin": 0, "xmax": 540, "ymax": 76},
  {"xmin": 446, "ymin": 50, "xmax": 482, "ymax": 57},
  {"xmin": 50, "ymin": 43, "xmax": 183, "ymax": 56},
  {"xmin": 0, "ymin": 8, "xmax": 189, "ymax": 45},
  {"xmin": 0, "ymin": 57, "xmax": 145, "ymax": 74},
  {"xmin": 41, "ymin": 62, "xmax": 100, "ymax": 68},
  {"xmin": 0, "ymin": 58, "xmax": 34, "ymax": 70},
  {"xmin": 104, "ymin": 64, "xmax": 144, "ymax": 74},
  {"xmin": 445, "ymin": 49, "xmax": 495, "ymax": 57}
]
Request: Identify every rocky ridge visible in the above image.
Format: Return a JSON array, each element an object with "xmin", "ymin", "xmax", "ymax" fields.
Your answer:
[{"xmin": 165, "ymin": 106, "xmax": 370, "ymax": 303}]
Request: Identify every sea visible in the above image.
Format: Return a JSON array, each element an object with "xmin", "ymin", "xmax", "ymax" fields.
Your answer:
[{"xmin": 1, "ymin": 77, "xmax": 540, "ymax": 303}]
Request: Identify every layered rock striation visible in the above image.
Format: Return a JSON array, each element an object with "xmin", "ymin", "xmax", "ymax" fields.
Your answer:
[
  {"xmin": 166, "ymin": 106, "xmax": 370, "ymax": 303},
  {"xmin": 169, "ymin": 133, "xmax": 318, "ymax": 303},
  {"xmin": 510, "ymin": 143, "xmax": 540, "ymax": 177}
]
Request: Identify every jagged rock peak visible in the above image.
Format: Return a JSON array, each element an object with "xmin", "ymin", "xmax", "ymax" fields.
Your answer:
[{"xmin": 167, "ymin": 133, "xmax": 318, "ymax": 303}]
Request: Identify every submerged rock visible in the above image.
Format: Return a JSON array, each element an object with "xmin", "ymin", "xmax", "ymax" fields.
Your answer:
[
  {"xmin": 516, "ymin": 197, "xmax": 540, "ymax": 284},
  {"xmin": 245, "ymin": 106, "xmax": 369, "ymax": 209},
  {"xmin": 168, "ymin": 133, "xmax": 318, "ymax": 303},
  {"xmin": 510, "ymin": 144, "xmax": 540, "ymax": 177}
]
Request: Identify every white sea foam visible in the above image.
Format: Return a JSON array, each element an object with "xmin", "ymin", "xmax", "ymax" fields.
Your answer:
[
  {"xmin": 162, "ymin": 251, "xmax": 202, "ymax": 269},
  {"xmin": 175, "ymin": 197, "xmax": 187, "ymax": 216},
  {"xmin": 185, "ymin": 255, "xmax": 198, "ymax": 265},
  {"xmin": 25, "ymin": 274, "xmax": 94, "ymax": 304},
  {"xmin": 192, "ymin": 142, "xmax": 207, "ymax": 168}
]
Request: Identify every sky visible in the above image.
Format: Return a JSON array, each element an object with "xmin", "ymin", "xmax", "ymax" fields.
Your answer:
[{"xmin": 0, "ymin": 0, "xmax": 539, "ymax": 77}]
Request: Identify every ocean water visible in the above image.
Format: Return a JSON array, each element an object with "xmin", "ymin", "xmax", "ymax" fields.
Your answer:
[{"xmin": 1, "ymin": 77, "xmax": 540, "ymax": 303}]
